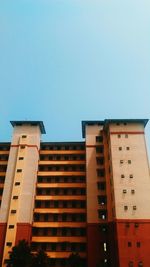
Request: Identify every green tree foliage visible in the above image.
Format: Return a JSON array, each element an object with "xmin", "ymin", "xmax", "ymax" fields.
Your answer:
[{"xmin": 6, "ymin": 240, "xmax": 32, "ymax": 267}]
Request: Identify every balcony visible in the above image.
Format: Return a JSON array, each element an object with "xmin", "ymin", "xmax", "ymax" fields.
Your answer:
[
  {"xmin": 35, "ymin": 195, "xmax": 86, "ymax": 201},
  {"xmin": 39, "ymin": 160, "xmax": 85, "ymax": 165},
  {"xmin": 38, "ymin": 171, "xmax": 86, "ymax": 176},
  {"xmin": 36, "ymin": 183, "xmax": 86, "ymax": 188},
  {"xmin": 32, "ymin": 236, "xmax": 86, "ymax": 243},
  {"xmin": 32, "ymin": 222, "xmax": 86, "ymax": 228},
  {"xmin": 40, "ymin": 150, "xmax": 85, "ymax": 155},
  {"xmin": 34, "ymin": 208, "xmax": 86, "ymax": 213}
]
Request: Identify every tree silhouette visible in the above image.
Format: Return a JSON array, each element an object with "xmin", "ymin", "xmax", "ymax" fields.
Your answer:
[
  {"xmin": 68, "ymin": 252, "xmax": 82, "ymax": 267},
  {"xmin": 6, "ymin": 240, "xmax": 32, "ymax": 267},
  {"xmin": 32, "ymin": 249, "xmax": 50, "ymax": 267}
]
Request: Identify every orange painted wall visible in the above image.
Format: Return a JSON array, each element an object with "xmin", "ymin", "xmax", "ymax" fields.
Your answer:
[
  {"xmin": 0, "ymin": 223, "xmax": 7, "ymax": 265},
  {"xmin": 116, "ymin": 220, "xmax": 150, "ymax": 267},
  {"xmin": 15, "ymin": 223, "xmax": 32, "ymax": 245}
]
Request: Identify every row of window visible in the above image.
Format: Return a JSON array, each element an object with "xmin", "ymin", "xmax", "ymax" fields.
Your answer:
[
  {"xmin": 128, "ymin": 241, "xmax": 141, "ymax": 247},
  {"xmin": 37, "ymin": 176, "xmax": 86, "ymax": 183},
  {"xmin": 129, "ymin": 261, "xmax": 143, "ymax": 267},
  {"xmin": 118, "ymin": 146, "xmax": 130, "ymax": 151},
  {"xmin": 34, "ymin": 213, "xmax": 86, "ymax": 222},
  {"xmin": 124, "ymin": 205, "xmax": 137, "ymax": 211},
  {"xmin": 31, "ymin": 242, "xmax": 86, "ymax": 252},
  {"xmin": 35, "ymin": 200, "xmax": 86, "ymax": 208},
  {"xmin": 39, "ymin": 165, "xmax": 85, "ymax": 172},
  {"xmin": 120, "ymin": 159, "xmax": 131, "ymax": 164},
  {"xmin": 118, "ymin": 134, "xmax": 128, "ymax": 138},
  {"xmin": 121, "ymin": 174, "xmax": 133, "ymax": 178},
  {"xmin": 36, "ymin": 188, "xmax": 86, "ymax": 196},
  {"xmin": 40, "ymin": 155, "xmax": 85, "ymax": 161},
  {"xmin": 123, "ymin": 189, "xmax": 135, "ymax": 194},
  {"xmin": 40, "ymin": 145, "xmax": 85, "ymax": 151},
  {"xmin": 32, "ymin": 227, "xmax": 86, "ymax": 237}
]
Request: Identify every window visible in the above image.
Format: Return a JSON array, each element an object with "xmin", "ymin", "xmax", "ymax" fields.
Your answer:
[
  {"xmin": 6, "ymin": 242, "xmax": 12, "ymax": 247},
  {"xmin": 19, "ymin": 157, "xmax": 24, "ymax": 160},
  {"xmin": 13, "ymin": 196, "xmax": 18, "ymax": 199},
  {"xmin": 97, "ymin": 169, "xmax": 105, "ymax": 177},
  {"xmin": 128, "ymin": 261, "xmax": 133, "ymax": 267},
  {"xmin": 124, "ymin": 205, "xmax": 128, "ymax": 211},
  {"xmin": 128, "ymin": 242, "xmax": 132, "ymax": 247},
  {"xmin": 120, "ymin": 160, "xmax": 124, "ymax": 164},
  {"xmin": 133, "ymin": 206, "xmax": 137, "ymax": 210},
  {"xmin": 15, "ymin": 182, "xmax": 20, "ymax": 186},
  {"xmin": 123, "ymin": 189, "xmax": 127, "ymax": 194},
  {"xmin": 11, "ymin": 210, "xmax": 16, "ymax": 214},
  {"xmin": 125, "ymin": 134, "xmax": 128, "ymax": 138},
  {"xmin": 97, "ymin": 182, "xmax": 106, "ymax": 191},
  {"xmin": 98, "ymin": 196, "xmax": 107, "ymax": 205},
  {"xmin": 22, "ymin": 135, "xmax": 27, "ymax": 138},
  {"xmin": 128, "ymin": 160, "xmax": 131, "ymax": 164},
  {"xmin": 121, "ymin": 174, "xmax": 125, "ymax": 178},
  {"xmin": 126, "ymin": 222, "xmax": 130, "ymax": 228},
  {"xmin": 131, "ymin": 189, "xmax": 135, "ymax": 194},
  {"xmin": 96, "ymin": 136, "xmax": 103, "ymax": 142},
  {"xmin": 135, "ymin": 223, "xmax": 139, "ymax": 228},
  {"xmin": 129, "ymin": 174, "xmax": 133, "ymax": 178},
  {"xmin": 126, "ymin": 147, "xmax": 130, "ymax": 150},
  {"xmin": 20, "ymin": 145, "xmax": 25, "ymax": 149},
  {"xmin": 98, "ymin": 210, "xmax": 107, "ymax": 220},
  {"xmin": 8, "ymin": 225, "xmax": 14, "ymax": 229},
  {"xmin": 103, "ymin": 242, "xmax": 107, "ymax": 252},
  {"xmin": 17, "ymin": 169, "xmax": 22, "ymax": 173},
  {"xmin": 138, "ymin": 261, "xmax": 143, "ymax": 267},
  {"xmin": 137, "ymin": 242, "xmax": 141, "ymax": 247},
  {"xmin": 119, "ymin": 147, "xmax": 122, "ymax": 151},
  {"xmin": 118, "ymin": 134, "xmax": 121, "ymax": 138},
  {"xmin": 96, "ymin": 146, "xmax": 104, "ymax": 153}
]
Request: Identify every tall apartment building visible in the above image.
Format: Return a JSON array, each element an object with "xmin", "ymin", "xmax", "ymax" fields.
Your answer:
[{"xmin": 0, "ymin": 119, "xmax": 150, "ymax": 267}]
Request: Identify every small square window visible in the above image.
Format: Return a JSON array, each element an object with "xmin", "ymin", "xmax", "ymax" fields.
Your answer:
[
  {"xmin": 137, "ymin": 242, "xmax": 141, "ymax": 247},
  {"xmin": 123, "ymin": 189, "xmax": 127, "ymax": 194},
  {"xmin": 121, "ymin": 174, "xmax": 125, "ymax": 178},
  {"xmin": 19, "ymin": 157, "xmax": 24, "ymax": 160},
  {"xmin": 131, "ymin": 189, "xmax": 135, "ymax": 194},
  {"xmin": 126, "ymin": 147, "xmax": 130, "ymax": 150},
  {"xmin": 22, "ymin": 135, "xmax": 27, "ymax": 138},
  {"xmin": 118, "ymin": 134, "xmax": 121, "ymax": 138},
  {"xmin": 128, "ymin": 261, "xmax": 133, "ymax": 267},
  {"xmin": 128, "ymin": 160, "xmax": 131, "ymax": 164},
  {"xmin": 138, "ymin": 261, "xmax": 143, "ymax": 267},
  {"xmin": 11, "ymin": 210, "xmax": 16, "ymax": 214},
  {"xmin": 8, "ymin": 225, "xmax": 14, "ymax": 229},
  {"xmin": 120, "ymin": 160, "xmax": 124, "ymax": 164},
  {"xmin": 133, "ymin": 206, "xmax": 137, "ymax": 210},
  {"xmin": 13, "ymin": 196, "xmax": 18, "ymax": 199},
  {"xmin": 15, "ymin": 182, "xmax": 20, "ymax": 186},
  {"xmin": 129, "ymin": 174, "xmax": 133, "ymax": 178},
  {"xmin": 20, "ymin": 145, "xmax": 25, "ymax": 149},
  {"xmin": 128, "ymin": 241, "xmax": 132, "ymax": 247},
  {"xmin": 125, "ymin": 134, "xmax": 128, "ymax": 138},
  {"xmin": 6, "ymin": 242, "xmax": 12, "ymax": 247},
  {"xmin": 124, "ymin": 206, "xmax": 128, "ymax": 211},
  {"xmin": 119, "ymin": 147, "xmax": 122, "ymax": 151},
  {"xmin": 135, "ymin": 223, "xmax": 139, "ymax": 228},
  {"xmin": 17, "ymin": 169, "xmax": 22, "ymax": 173}
]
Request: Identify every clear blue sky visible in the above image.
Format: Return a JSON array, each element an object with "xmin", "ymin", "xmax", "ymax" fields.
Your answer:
[{"xmin": 0, "ymin": 0, "xmax": 150, "ymax": 147}]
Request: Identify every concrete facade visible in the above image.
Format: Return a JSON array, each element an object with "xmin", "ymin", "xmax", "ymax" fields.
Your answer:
[{"xmin": 0, "ymin": 119, "xmax": 149, "ymax": 267}]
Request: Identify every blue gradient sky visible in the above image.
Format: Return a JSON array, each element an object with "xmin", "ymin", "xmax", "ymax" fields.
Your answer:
[{"xmin": 0, "ymin": 0, "xmax": 150, "ymax": 147}]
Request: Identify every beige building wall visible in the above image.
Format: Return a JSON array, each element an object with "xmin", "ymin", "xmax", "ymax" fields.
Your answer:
[
  {"xmin": 2, "ymin": 123, "xmax": 42, "ymax": 265},
  {"xmin": 109, "ymin": 123, "xmax": 150, "ymax": 219},
  {"xmin": 85, "ymin": 125, "xmax": 103, "ymax": 223}
]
